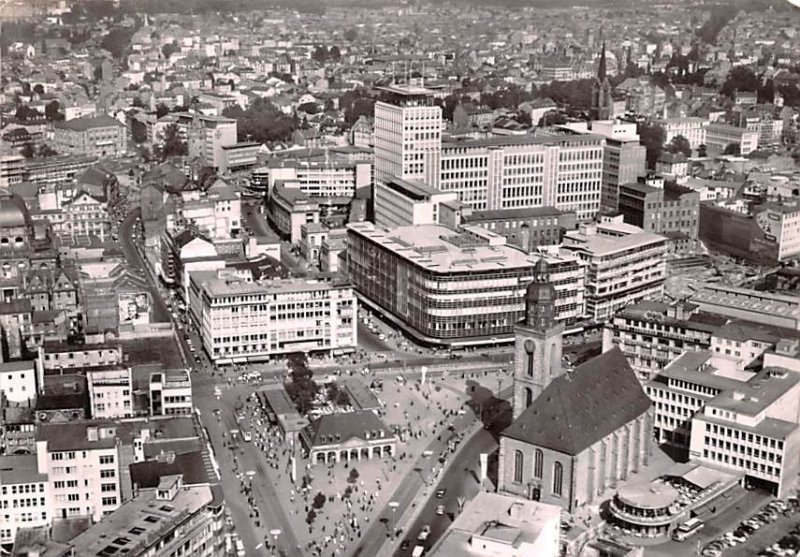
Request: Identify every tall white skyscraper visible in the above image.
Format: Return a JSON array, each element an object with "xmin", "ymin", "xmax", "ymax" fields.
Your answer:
[{"xmin": 373, "ymin": 84, "xmax": 442, "ymax": 190}]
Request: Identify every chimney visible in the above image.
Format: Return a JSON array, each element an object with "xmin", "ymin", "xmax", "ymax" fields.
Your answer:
[{"xmin": 520, "ymin": 224, "xmax": 531, "ymax": 253}]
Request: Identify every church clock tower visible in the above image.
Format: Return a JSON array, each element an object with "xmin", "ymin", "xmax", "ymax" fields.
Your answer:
[{"xmin": 512, "ymin": 259, "xmax": 564, "ymax": 420}]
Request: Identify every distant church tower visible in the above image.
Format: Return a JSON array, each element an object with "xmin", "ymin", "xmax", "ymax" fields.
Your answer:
[
  {"xmin": 591, "ymin": 43, "xmax": 613, "ymax": 120},
  {"xmin": 512, "ymin": 259, "xmax": 564, "ymax": 420}
]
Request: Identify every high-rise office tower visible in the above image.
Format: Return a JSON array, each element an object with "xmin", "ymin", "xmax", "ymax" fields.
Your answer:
[{"xmin": 373, "ymin": 84, "xmax": 442, "ymax": 190}]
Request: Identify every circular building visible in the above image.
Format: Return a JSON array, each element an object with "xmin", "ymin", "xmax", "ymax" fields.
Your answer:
[{"xmin": 609, "ymin": 481, "xmax": 681, "ymax": 537}]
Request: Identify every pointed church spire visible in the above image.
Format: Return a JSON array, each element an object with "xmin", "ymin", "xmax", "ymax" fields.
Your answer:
[{"xmin": 598, "ymin": 42, "xmax": 607, "ymax": 81}]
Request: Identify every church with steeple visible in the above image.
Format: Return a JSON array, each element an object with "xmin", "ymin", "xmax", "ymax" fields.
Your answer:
[
  {"xmin": 498, "ymin": 260, "xmax": 653, "ymax": 512},
  {"xmin": 591, "ymin": 43, "xmax": 614, "ymax": 121}
]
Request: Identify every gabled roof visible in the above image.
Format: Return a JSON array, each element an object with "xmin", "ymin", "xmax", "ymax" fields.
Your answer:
[
  {"xmin": 303, "ymin": 410, "xmax": 394, "ymax": 447},
  {"xmin": 502, "ymin": 348, "xmax": 651, "ymax": 455}
]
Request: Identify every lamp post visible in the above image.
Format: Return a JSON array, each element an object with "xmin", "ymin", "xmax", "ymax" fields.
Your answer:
[{"xmin": 388, "ymin": 500, "xmax": 399, "ymax": 540}]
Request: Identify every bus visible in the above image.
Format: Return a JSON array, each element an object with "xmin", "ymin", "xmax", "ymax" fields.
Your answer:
[{"xmin": 672, "ymin": 518, "xmax": 704, "ymax": 541}]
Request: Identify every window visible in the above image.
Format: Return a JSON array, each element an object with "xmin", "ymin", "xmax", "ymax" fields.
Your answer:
[
  {"xmin": 534, "ymin": 449, "xmax": 544, "ymax": 479},
  {"xmin": 101, "ymin": 497, "xmax": 118, "ymax": 506},
  {"xmin": 525, "ymin": 387, "xmax": 533, "ymax": 408},
  {"xmin": 513, "ymin": 450, "xmax": 524, "ymax": 484},
  {"xmin": 100, "ymin": 469, "xmax": 115, "ymax": 478},
  {"xmin": 99, "ymin": 455, "xmax": 114, "ymax": 465},
  {"xmin": 553, "ymin": 462, "xmax": 564, "ymax": 496},
  {"xmin": 524, "ymin": 340, "xmax": 535, "ymax": 377}
]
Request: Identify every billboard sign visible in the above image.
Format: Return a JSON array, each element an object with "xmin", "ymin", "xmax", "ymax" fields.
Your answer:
[{"xmin": 118, "ymin": 292, "xmax": 151, "ymax": 325}]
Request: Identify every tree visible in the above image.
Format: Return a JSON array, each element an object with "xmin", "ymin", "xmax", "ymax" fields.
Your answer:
[
  {"xmin": 538, "ymin": 110, "xmax": 567, "ymax": 127},
  {"xmin": 45, "ymin": 100, "xmax": 62, "ymax": 121},
  {"xmin": 38, "ymin": 144, "xmax": 58, "ymax": 157},
  {"xmin": 638, "ymin": 122, "xmax": 666, "ymax": 169},
  {"xmin": 347, "ymin": 467, "xmax": 359, "ymax": 484},
  {"xmin": 298, "ymin": 102, "xmax": 319, "ymax": 115},
  {"xmin": 100, "ymin": 27, "xmax": 136, "ymax": 59},
  {"xmin": 344, "ymin": 28, "xmax": 358, "ymax": 42},
  {"xmin": 698, "ymin": 144, "xmax": 708, "ymax": 157},
  {"xmin": 312, "ymin": 492, "xmax": 326, "ymax": 510},
  {"xmin": 666, "ymin": 135, "xmax": 692, "ymax": 157},
  {"xmin": 156, "ymin": 103, "xmax": 170, "ymax": 119},
  {"xmin": 14, "ymin": 105, "xmax": 37, "ymax": 121},
  {"xmin": 161, "ymin": 123, "xmax": 187, "ymax": 158},
  {"xmin": 306, "ymin": 509, "xmax": 317, "ymax": 525},
  {"xmin": 720, "ymin": 66, "xmax": 759, "ymax": 98},
  {"xmin": 132, "ymin": 119, "xmax": 148, "ymax": 144},
  {"xmin": 329, "ymin": 45, "xmax": 341, "ymax": 60},
  {"xmin": 20, "ymin": 144, "xmax": 35, "ymax": 158},
  {"xmin": 222, "ymin": 97, "xmax": 297, "ymax": 144},
  {"xmin": 32, "ymin": 84, "xmax": 44, "ymax": 95},
  {"xmin": 723, "ymin": 143, "xmax": 741, "ymax": 155},
  {"xmin": 161, "ymin": 42, "xmax": 179, "ymax": 59}
]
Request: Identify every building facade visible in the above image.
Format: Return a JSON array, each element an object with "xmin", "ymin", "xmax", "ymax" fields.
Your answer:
[
  {"xmin": 373, "ymin": 177, "xmax": 457, "ymax": 229},
  {"xmin": 618, "ymin": 176, "xmax": 700, "ymax": 241},
  {"xmin": 440, "ymin": 134, "xmax": 605, "ymax": 221},
  {"xmin": 374, "ymin": 84, "xmax": 442, "ymax": 189},
  {"xmin": 186, "ymin": 114, "xmax": 237, "ymax": 168},
  {"xmin": 704, "ymin": 123, "xmax": 759, "ymax": 155},
  {"xmin": 500, "ymin": 269, "xmax": 652, "ymax": 512},
  {"xmin": 460, "ymin": 207, "xmax": 578, "ymax": 252},
  {"xmin": 660, "ymin": 117, "xmax": 707, "ymax": 149},
  {"xmin": 266, "ymin": 158, "xmax": 372, "ymax": 199},
  {"xmin": 36, "ymin": 422, "xmax": 121, "ymax": 522},
  {"xmin": 0, "ymin": 454, "xmax": 51, "ymax": 546},
  {"xmin": 53, "ymin": 115, "xmax": 127, "ymax": 158},
  {"xmin": 87, "ymin": 368, "xmax": 133, "ymax": 419},
  {"xmin": 188, "ymin": 271, "xmax": 357, "ymax": 363},
  {"xmin": 346, "ymin": 222, "xmax": 585, "ymax": 346},
  {"xmin": 562, "ymin": 221, "xmax": 668, "ymax": 322}
]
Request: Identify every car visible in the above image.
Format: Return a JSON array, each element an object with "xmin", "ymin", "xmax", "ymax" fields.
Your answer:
[
  {"xmin": 436, "ymin": 505, "xmax": 445, "ymax": 516},
  {"xmin": 242, "ymin": 431, "xmax": 252, "ymax": 442},
  {"xmin": 417, "ymin": 525, "xmax": 431, "ymax": 541},
  {"xmin": 399, "ymin": 540, "xmax": 410, "ymax": 551},
  {"xmin": 436, "ymin": 489, "xmax": 446, "ymax": 498},
  {"xmin": 378, "ymin": 333, "xmax": 386, "ymax": 341}
]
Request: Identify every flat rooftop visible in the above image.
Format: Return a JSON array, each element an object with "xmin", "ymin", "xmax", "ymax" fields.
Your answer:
[
  {"xmin": 67, "ymin": 485, "xmax": 214, "ymax": 556},
  {"xmin": 194, "ymin": 273, "xmax": 350, "ymax": 298},
  {"xmin": 442, "ymin": 132, "xmax": 604, "ymax": 150},
  {"xmin": 563, "ymin": 228, "xmax": 666, "ymax": 257},
  {"xmin": 384, "ymin": 177, "xmax": 444, "ymax": 200},
  {"xmin": 463, "ymin": 206, "xmax": 565, "ymax": 222},
  {"xmin": 347, "ymin": 222, "xmax": 539, "ymax": 273},
  {"xmin": 691, "ymin": 284, "xmax": 800, "ymax": 323}
]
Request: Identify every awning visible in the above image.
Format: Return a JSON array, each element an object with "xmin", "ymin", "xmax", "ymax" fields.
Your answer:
[
  {"xmin": 232, "ymin": 357, "xmax": 248, "ymax": 364},
  {"xmin": 216, "ymin": 358, "xmax": 233, "ymax": 365}
]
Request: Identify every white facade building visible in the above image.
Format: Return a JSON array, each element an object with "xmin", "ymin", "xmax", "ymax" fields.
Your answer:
[
  {"xmin": 267, "ymin": 159, "xmax": 372, "ymax": 198},
  {"xmin": 440, "ymin": 133, "xmax": 605, "ymax": 221},
  {"xmin": 704, "ymin": 123, "xmax": 759, "ymax": 155},
  {"xmin": 562, "ymin": 219, "xmax": 667, "ymax": 322},
  {"xmin": 374, "ymin": 177, "xmax": 457, "ymax": 229},
  {"xmin": 374, "ymin": 84, "xmax": 442, "ymax": 189},
  {"xmin": 660, "ymin": 117, "xmax": 708, "ymax": 148},
  {"xmin": 87, "ymin": 368, "xmax": 133, "ymax": 419},
  {"xmin": 36, "ymin": 422, "xmax": 121, "ymax": 522},
  {"xmin": 0, "ymin": 360, "xmax": 37, "ymax": 403},
  {"xmin": 188, "ymin": 270, "xmax": 357, "ymax": 363},
  {"xmin": 149, "ymin": 369, "xmax": 192, "ymax": 416},
  {"xmin": 0, "ymin": 454, "xmax": 52, "ymax": 545}
]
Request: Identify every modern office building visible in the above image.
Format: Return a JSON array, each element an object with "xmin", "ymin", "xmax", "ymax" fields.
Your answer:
[
  {"xmin": 439, "ymin": 133, "xmax": 605, "ymax": 221},
  {"xmin": 36, "ymin": 422, "xmax": 121, "ymax": 522},
  {"xmin": 266, "ymin": 157, "xmax": 372, "ymax": 199},
  {"xmin": 53, "ymin": 115, "xmax": 127, "ymax": 158},
  {"xmin": 373, "ymin": 177, "xmax": 457, "ymax": 229},
  {"xmin": 187, "ymin": 270, "xmax": 357, "ymax": 363},
  {"xmin": 185, "ymin": 113, "xmax": 237, "ymax": 168},
  {"xmin": 618, "ymin": 176, "xmax": 700, "ymax": 241},
  {"xmin": 603, "ymin": 300, "xmax": 728, "ymax": 381},
  {"xmin": 373, "ymin": 84, "xmax": 442, "ymax": 189},
  {"xmin": 0, "ymin": 454, "xmax": 52, "ymax": 546},
  {"xmin": 704, "ymin": 123, "xmax": 759, "ymax": 155},
  {"xmin": 149, "ymin": 369, "xmax": 192, "ymax": 416},
  {"xmin": 646, "ymin": 351, "xmax": 800, "ymax": 496},
  {"xmin": 562, "ymin": 220, "xmax": 668, "ymax": 322},
  {"xmin": 560, "ymin": 120, "xmax": 648, "ymax": 214},
  {"xmin": 23, "ymin": 154, "xmax": 98, "ymax": 186},
  {"xmin": 219, "ymin": 141, "xmax": 260, "ymax": 173},
  {"xmin": 87, "ymin": 368, "xmax": 133, "ymax": 419},
  {"xmin": 0, "ymin": 155, "xmax": 26, "ymax": 188},
  {"xmin": 346, "ymin": 222, "xmax": 584, "ymax": 346},
  {"xmin": 66, "ymin": 475, "xmax": 225, "ymax": 557}
]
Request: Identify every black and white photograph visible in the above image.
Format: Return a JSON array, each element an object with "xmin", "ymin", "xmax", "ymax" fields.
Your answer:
[{"xmin": 1, "ymin": 0, "xmax": 800, "ymax": 555}]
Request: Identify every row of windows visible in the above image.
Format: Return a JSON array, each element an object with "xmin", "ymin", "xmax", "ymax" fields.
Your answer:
[
  {"xmin": 513, "ymin": 450, "xmax": 563, "ymax": 496},
  {"xmin": 1, "ymin": 484, "xmax": 44, "ymax": 495}
]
